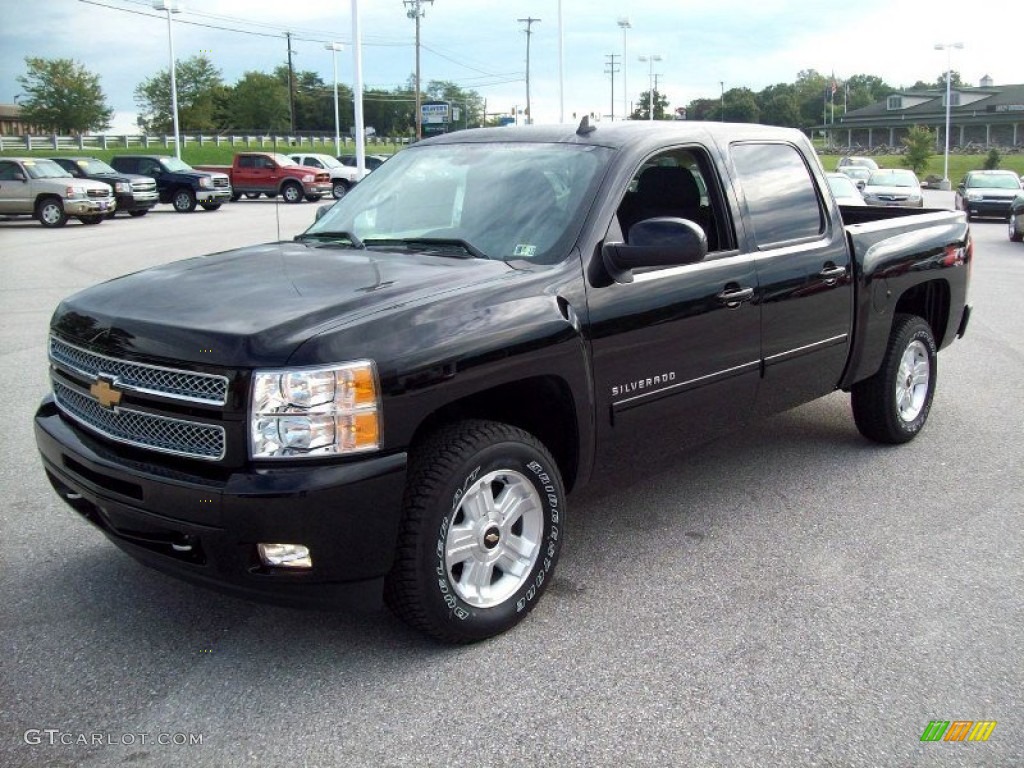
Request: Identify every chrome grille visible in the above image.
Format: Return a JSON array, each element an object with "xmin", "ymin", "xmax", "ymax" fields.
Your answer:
[
  {"xmin": 53, "ymin": 380, "xmax": 226, "ymax": 461},
  {"xmin": 212, "ymin": 177, "xmax": 230, "ymax": 188},
  {"xmin": 87, "ymin": 188, "xmax": 110, "ymax": 198},
  {"xmin": 49, "ymin": 337, "xmax": 228, "ymax": 406},
  {"xmin": 132, "ymin": 180, "xmax": 157, "ymax": 193}
]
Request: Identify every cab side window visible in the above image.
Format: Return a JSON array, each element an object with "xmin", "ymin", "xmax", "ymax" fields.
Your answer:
[
  {"xmin": 0, "ymin": 161, "xmax": 22, "ymax": 181},
  {"xmin": 615, "ymin": 147, "xmax": 732, "ymax": 254}
]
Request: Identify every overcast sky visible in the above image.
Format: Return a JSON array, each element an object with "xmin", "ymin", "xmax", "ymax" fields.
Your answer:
[{"xmin": 1, "ymin": 0, "xmax": 1021, "ymax": 133}]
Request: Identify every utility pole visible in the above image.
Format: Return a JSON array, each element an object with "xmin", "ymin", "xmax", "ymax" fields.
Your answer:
[
  {"xmin": 604, "ymin": 54, "xmax": 620, "ymax": 121},
  {"xmin": 286, "ymin": 31, "xmax": 296, "ymax": 134},
  {"xmin": 517, "ymin": 17, "xmax": 540, "ymax": 124},
  {"xmin": 404, "ymin": 0, "xmax": 434, "ymax": 140}
]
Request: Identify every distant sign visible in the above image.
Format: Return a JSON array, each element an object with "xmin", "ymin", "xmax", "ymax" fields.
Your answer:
[{"xmin": 421, "ymin": 102, "xmax": 450, "ymax": 124}]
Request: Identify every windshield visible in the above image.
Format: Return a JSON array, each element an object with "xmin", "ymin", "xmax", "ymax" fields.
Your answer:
[
  {"xmin": 867, "ymin": 170, "xmax": 918, "ymax": 188},
  {"xmin": 24, "ymin": 159, "xmax": 72, "ymax": 180},
  {"xmin": 827, "ymin": 176, "xmax": 859, "ymax": 197},
  {"xmin": 160, "ymin": 157, "xmax": 194, "ymax": 173},
  {"xmin": 309, "ymin": 155, "xmax": 342, "ymax": 169},
  {"xmin": 303, "ymin": 142, "xmax": 612, "ymax": 264},
  {"xmin": 967, "ymin": 173, "xmax": 1021, "ymax": 190},
  {"xmin": 75, "ymin": 158, "xmax": 118, "ymax": 175}
]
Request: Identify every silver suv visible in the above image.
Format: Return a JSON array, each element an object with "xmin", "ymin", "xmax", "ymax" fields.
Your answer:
[{"xmin": 0, "ymin": 157, "xmax": 116, "ymax": 227}]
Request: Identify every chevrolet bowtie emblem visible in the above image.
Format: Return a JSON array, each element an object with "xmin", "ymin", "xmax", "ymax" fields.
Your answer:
[{"xmin": 90, "ymin": 378, "xmax": 122, "ymax": 409}]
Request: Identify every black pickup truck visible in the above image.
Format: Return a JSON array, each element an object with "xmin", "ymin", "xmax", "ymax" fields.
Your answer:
[
  {"xmin": 35, "ymin": 122, "xmax": 972, "ymax": 643},
  {"xmin": 109, "ymin": 155, "xmax": 232, "ymax": 213}
]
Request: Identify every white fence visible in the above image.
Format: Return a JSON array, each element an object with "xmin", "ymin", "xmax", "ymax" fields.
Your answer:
[{"xmin": 0, "ymin": 133, "xmax": 408, "ymax": 152}]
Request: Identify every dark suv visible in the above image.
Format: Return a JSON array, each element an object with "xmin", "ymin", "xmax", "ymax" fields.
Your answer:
[
  {"xmin": 51, "ymin": 157, "xmax": 159, "ymax": 218},
  {"xmin": 955, "ymin": 170, "xmax": 1023, "ymax": 220},
  {"xmin": 110, "ymin": 155, "xmax": 231, "ymax": 213}
]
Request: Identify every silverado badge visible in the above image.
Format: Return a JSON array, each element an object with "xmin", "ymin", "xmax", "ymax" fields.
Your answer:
[{"xmin": 89, "ymin": 378, "xmax": 123, "ymax": 410}]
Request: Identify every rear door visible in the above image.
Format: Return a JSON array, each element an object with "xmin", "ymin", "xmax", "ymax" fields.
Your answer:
[
  {"xmin": 0, "ymin": 160, "xmax": 29, "ymax": 213},
  {"xmin": 728, "ymin": 142, "xmax": 854, "ymax": 416}
]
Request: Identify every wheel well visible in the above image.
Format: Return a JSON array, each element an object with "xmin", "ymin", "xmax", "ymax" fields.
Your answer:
[
  {"xmin": 35, "ymin": 194, "xmax": 61, "ymax": 210},
  {"xmin": 409, "ymin": 376, "xmax": 580, "ymax": 492},
  {"xmin": 894, "ymin": 280, "xmax": 950, "ymax": 346}
]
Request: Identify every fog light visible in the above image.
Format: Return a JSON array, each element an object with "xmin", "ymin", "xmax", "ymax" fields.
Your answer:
[{"xmin": 258, "ymin": 543, "xmax": 312, "ymax": 569}]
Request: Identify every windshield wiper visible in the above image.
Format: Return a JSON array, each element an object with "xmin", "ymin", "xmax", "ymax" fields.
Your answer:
[
  {"xmin": 362, "ymin": 237, "xmax": 488, "ymax": 260},
  {"xmin": 295, "ymin": 231, "xmax": 365, "ymax": 248}
]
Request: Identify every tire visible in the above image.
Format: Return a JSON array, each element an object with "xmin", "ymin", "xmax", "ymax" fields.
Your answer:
[
  {"xmin": 332, "ymin": 181, "xmax": 349, "ymax": 200},
  {"xmin": 79, "ymin": 216, "xmax": 104, "ymax": 225},
  {"xmin": 36, "ymin": 197, "xmax": 67, "ymax": 228},
  {"xmin": 304, "ymin": 194, "xmax": 322, "ymax": 202},
  {"xmin": 851, "ymin": 314, "xmax": 937, "ymax": 444},
  {"xmin": 244, "ymin": 192, "xmax": 261, "ymax": 200},
  {"xmin": 172, "ymin": 188, "xmax": 197, "ymax": 213},
  {"xmin": 230, "ymin": 193, "xmax": 241, "ymax": 202},
  {"xmin": 281, "ymin": 182, "xmax": 303, "ymax": 204},
  {"xmin": 1010, "ymin": 213, "xmax": 1023, "ymax": 243},
  {"xmin": 200, "ymin": 203, "xmax": 221, "ymax": 211},
  {"xmin": 128, "ymin": 210, "xmax": 148, "ymax": 218},
  {"xmin": 385, "ymin": 420, "xmax": 565, "ymax": 644}
]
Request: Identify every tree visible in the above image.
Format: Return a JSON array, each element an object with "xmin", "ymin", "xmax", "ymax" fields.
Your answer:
[
  {"xmin": 902, "ymin": 125, "xmax": 935, "ymax": 174},
  {"xmin": 426, "ymin": 80, "xmax": 485, "ymax": 129},
  {"xmin": 760, "ymin": 92, "xmax": 801, "ymax": 128},
  {"xmin": 631, "ymin": 90, "xmax": 669, "ymax": 120},
  {"xmin": 723, "ymin": 87, "xmax": 760, "ymax": 123},
  {"xmin": 684, "ymin": 97, "xmax": 720, "ymax": 121},
  {"xmin": 16, "ymin": 57, "xmax": 113, "ymax": 134},
  {"xmin": 226, "ymin": 72, "xmax": 290, "ymax": 131},
  {"xmin": 912, "ymin": 71, "xmax": 963, "ymax": 91},
  {"xmin": 134, "ymin": 54, "xmax": 223, "ymax": 133}
]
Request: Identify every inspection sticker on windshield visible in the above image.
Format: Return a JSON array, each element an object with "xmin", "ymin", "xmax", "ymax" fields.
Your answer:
[{"xmin": 513, "ymin": 244, "xmax": 537, "ymax": 258}]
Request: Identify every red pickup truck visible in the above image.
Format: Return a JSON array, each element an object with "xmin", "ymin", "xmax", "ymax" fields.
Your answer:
[{"xmin": 196, "ymin": 152, "xmax": 333, "ymax": 203}]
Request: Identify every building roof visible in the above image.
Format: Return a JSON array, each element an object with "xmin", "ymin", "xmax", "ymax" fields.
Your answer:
[{"xmin": 840, "ymin": 83, "xmax": 1024, "ymax": 127}]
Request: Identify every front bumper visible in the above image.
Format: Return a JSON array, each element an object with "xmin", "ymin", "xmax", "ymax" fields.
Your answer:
[
  {"xmin": 196, "ymin": 188, "xmax": 233, "ymax": 204},
  {"xmin": 965, "ymin": 200, "xmax": 1013, "ymax": 218},
  {"xmin": 65, "ymin": 198, "xmax": 115, "ymax": 215},
  {"xmin": 116, "ymin": 191, "xmax": 159, "ymax": 212},
  {"xmin": 35, "ymin": 396, "xmax": 407, "ymax": 609},
  {"xmin": 303, "ymin": 182, "xmax": 333, "ymax": 198}
]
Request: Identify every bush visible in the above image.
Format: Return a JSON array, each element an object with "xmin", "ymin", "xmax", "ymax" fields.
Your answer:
[
  {"xmin": 983, "ymin": 149, "xmax": 1001, "ymax": 170},
  {"xmin": 902, "ymin": 126, "xmax": 935, "ymax": 175}
]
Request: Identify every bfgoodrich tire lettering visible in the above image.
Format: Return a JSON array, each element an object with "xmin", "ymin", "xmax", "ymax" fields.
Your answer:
[
  {"xmin": 385, "ymin": 420, "xmax": 565, "ymax": 644},
  {"xmin": 851, "ymin": 313, "xmax": 937, "ymax": 444}
]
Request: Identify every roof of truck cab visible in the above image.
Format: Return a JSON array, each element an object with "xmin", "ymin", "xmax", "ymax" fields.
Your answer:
[{"xmin": 419, "ymin": 121, "xmax": 809, "ymax": 151}]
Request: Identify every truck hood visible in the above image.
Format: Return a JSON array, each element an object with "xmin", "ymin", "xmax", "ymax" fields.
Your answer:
[{"xmin": 52, "ymin": 241, "xmax": 515, "ymax": 367}]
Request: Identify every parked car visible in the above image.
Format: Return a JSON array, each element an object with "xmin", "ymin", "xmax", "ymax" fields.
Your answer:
[
  {"xmin": 0, "ymin": 157, "xmax": 115, "ymax": 227},
  {"xmin": 35, "ymin": 122, "xmax": 972, "ymax": 643},
  {"xmin": 826, "ymin": 172, "xmax": 866, "ymax": 206},
  {"xmin": 955, "ymin": 170, "xmax": 1023, "ymax": 221},
  {"xmin": 110, "ymin": 155, "xmax": 231, "ymax": 213},
  {"xmin": 339, "ymin": 153, "xmax": 389, "ymax": 172},
  {"xmin": 288, "ymin": 153, "xmax": 360, "ymax": 199},
  {"xmin": 1009, "ymin": 192, "xmax": 1024, "ymax": 243},
  {"xmin": 836, "ymin": 156, "xmax": 879, "ymax": 172},
  {"xmin": 861, "ymin": 169, "xmax": 924, "ymax": 208},
  {"xmin": 837, "ymin": 165, "xmax": 872, "ymax": 190},
  {"xmin": 195, "ymin": 153, "xmax": 332, "ymax": 203},
  {"xmin": 51, "ymin": 157, "xmax": 158, "ymax": 218}
]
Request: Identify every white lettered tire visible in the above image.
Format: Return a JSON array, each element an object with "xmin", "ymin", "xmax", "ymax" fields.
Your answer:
[{"xmin": 385, "ymin": 420, "xmax": 565, "ymax": 643}]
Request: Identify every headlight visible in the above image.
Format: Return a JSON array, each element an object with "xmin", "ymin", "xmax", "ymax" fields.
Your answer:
[
  {"xmin": 301, "ymin": 174, "xmax": 314, "ymax": 183},
  {"xmin": 250, "ymin": 361, "xmax": 381, "ymax": 459},
  {"xmin": 199, "ymin": 176, "xmax": 214, "ymax": 189},
  {"xmin": 115, "ymin": 181, "xmax": 131, "ymax": 193},
  {"xmin": 64, "ymin": 186, "xmax": 87, "ymax": 199},
  {"xmin": 967, "ymin": 192, "xmax": 983, "ymax": 201},
  {"xmin": 907, "ymin": 194, "xmax": 921, "ymax": 203}
]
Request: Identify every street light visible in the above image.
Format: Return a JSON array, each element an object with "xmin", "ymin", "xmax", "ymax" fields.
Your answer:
[
  {"xmin": 152, "ymin": 0, "xmax": 182, "ymax": 159},
  {"xmin": 935, "ymin": 41, "xmax": 964, "ymax": 191},
  {"xmin": 637, "ymin": 54, "xmax": 662, "ymax": 121},
  {"xmin": 325, "ymin": 42, "xmax": 344, "ymax": 156},
  {"xmin": 617, "ymin": 18, "xmax": 631, "ymax": 120}
]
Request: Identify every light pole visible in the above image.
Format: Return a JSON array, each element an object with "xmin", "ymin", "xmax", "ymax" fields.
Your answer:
[
  {"xmin": 152, "ymin": 0, "xmax": 182, "ymax": 159},
  {"xmin": 617, "ymin": 18, "xmax": 630, "ymax": 120},
  {"xmin": 518, "ymin": 17, "xmax": 541, "ymax": 124},
  {"xmin": 934, "ymin": 42, "xmax": 963, "ymax": 191},
  {"xmin": 637, "ymin": 54, "xmax": 662, "ymax": 121},
  {"xmin": 720, "ymin": 81, "xmax": 725, "ymax": 121},
  {"xmin": 325, "ymin": 43, "xmax": 344, "ymax": 156},
  {"xmin": 352, "ymin": 0, "xmax": 366, "ymax": 177}
]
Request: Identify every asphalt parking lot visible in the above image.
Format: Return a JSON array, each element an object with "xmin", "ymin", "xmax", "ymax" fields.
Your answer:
[{"xmin": 1, "ymin": 192, "xmax": 1021, "ymax": 767}]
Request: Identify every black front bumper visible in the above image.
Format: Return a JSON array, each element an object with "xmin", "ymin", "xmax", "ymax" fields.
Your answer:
[{"xmin": 35, "ymin": 396, "xmax": 407, "ymax": 610}]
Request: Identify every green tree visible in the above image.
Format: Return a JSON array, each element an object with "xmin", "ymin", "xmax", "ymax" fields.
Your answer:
[
  {"xmin": 912, "ymin": 71, "xmax": 963, "ymax": 90},
  {"xmin": 631, "ymin": 90, "xmax": 669, "ymax": 120},
  {"xmin": 843, "ymin": 74, "xmax": 894, "ymax": 112},
  {"xmin": 226, "ymin": 71, "xmax": 290, "ymax": 131},
  {"xmin": 425, "ymin": 80, "xmax": 485, "ymax": 129},
  {"xmin": 134, "ymin": 54, "xmax": 223, "ymax": 133},
  {"xmin": 16, "ymin": 57, "xmax": 113, "ymax": 134},
  {"xmin": 902, "ymin": 125, "xmax": 935, "ymax": 174},
  {"xmin": 684, "ymin": 97, "xmax": 720, "ymax": 121},
  {"xmin": 983, "ymin": 148, "xmax": 1001, "ymax": 170},
  {"xmin": 723, "ymin": 87, "xmax": 760, "ymax": 123}
]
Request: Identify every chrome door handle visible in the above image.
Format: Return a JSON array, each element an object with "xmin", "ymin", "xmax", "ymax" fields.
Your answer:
[
  {"xmin": 716, "ymin": 286, "xmax": 754, "ymax": 308},
  {"xmin": 819, "ymin": 265, "xmax": 847, "ymax": 283}
]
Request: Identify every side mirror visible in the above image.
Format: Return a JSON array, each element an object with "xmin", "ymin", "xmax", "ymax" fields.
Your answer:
[
  {"xmin": 856, "ymin": 179, "xmax": 866, "ymax": 191},
  {"xmin": 315, "ymin": 203, "xmax": 333, "ymax": 221},
  {"xmin": 602, "ymin": 217, "xmax": 708, "ymax": 283},
  {"xmin": 13, "ymin": 172, "xmax": 27, "ymax": 182}
]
